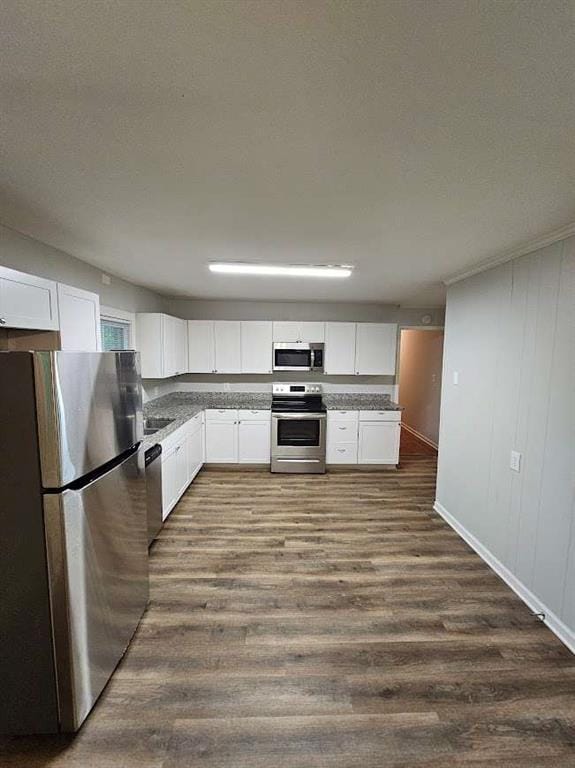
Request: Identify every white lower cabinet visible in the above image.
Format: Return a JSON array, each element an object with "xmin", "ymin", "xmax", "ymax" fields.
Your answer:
[
  {"xmin": 161, "ymin": 413, "xmax": 205, "ymax": 521},
  {"xmin": 327, "ymin": 410, "xmax": 401, "ymax": 466},
  {"xmin": 238, "ymin": 419, "xmax": 271, "ymax": 463},
  {"xmin": 326, "ymin": 411, "xmax": 359, "ymax": 464},
  {"xmin": 205, "ymin": 408, "xmax": 271, "ymax": 463},
  {"xmin": 161, "ymin": 442, "xmax": 185, "ymax": 521},
  {"xmin": 358, "ymin": 421, "xmax": 400, "ymax": 464}
]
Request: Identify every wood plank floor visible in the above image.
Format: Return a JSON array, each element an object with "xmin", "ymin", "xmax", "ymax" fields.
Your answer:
[{"xmin": 2, "ymin": 458, "xmax": 575, "ymax": 767}]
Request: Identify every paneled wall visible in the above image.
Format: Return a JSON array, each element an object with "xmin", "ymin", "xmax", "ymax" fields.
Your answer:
[{"xmin": 436, "ymin": 236, "xmax": 575, "ymax": 649}]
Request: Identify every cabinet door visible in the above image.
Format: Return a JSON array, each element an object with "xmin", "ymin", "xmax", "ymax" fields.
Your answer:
[
  {"xmin": 238, "ymin": 420, "xmax": 271, "ymax": 463},
  {"xmin": 137, "ymin": 314, "xmax": 163, "ymax": 378},
  {"xmin": 272, "ymin": 321, "xmax": 300, "ymax": 342},
  {"xmin": 205, "ymin": 420, "xmax": 238, "ymax": 462},
  {"xmin": 214, "ymin": 321, "xmax": 241, "ymax": 373},
  {"xmin": 57, "ymin": 283, "xmax": 101, "ymax": 351},
  {"xmin": 188, "ymin": 320, "xmax": 214, "ymax": 373},
  {"xmin": 161, "ymin": 446, "xmax": 178, "ymax": 520},
  {"xmin": 174, "ymin": 318, "xmax": 188, "ymax": 375},
  {"xmin": 188, "ymin": 424, "xmax": 203, "ymax": 481},
  {"xmin": 174, "ymin": 437, "xmax": 190, "ymax": 497},
  {"xmin": 325, "ymin": 322, "xmax": 356, "ymax": 374},
  {"xmin": 0, "ymin": 266, "xmax": 59, "ymax": 330},
  {"xmin": 241, "ymin": 321, "xmax": 272, "ymax": 373},
  {"xmin": 358, "ymin": 422, "xmax": 400, "ymax": 464},
  {"xmin": 355, "ymin": 323, "xmax": 397, "ymax": 375},
  {"xmin": 163, "ymin": 315, "xmax": 178, "ymax": 377},
  {"xmin": 299, "ymin": 322, "xmax": 325, "ymax": 342}
]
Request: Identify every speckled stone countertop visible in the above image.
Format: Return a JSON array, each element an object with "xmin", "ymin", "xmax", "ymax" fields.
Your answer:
[
  {"xmin": 142, "ymin": 390, "xmax": 402, "ymax": 448},
  {"xmin": 323, "ymin": 393, "xmax": 403, "ymax": 411},
  {"xmin": 142, "ymin": 391, "xmax": 272, "ymax": 448}
]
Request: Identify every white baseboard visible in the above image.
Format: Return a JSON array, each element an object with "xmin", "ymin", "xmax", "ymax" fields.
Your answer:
[
  {"xmin": 433, "ymin": 500, "xmax": 575, "ymax": 655},
  {"xmin": 401, "ymin": 423, "xmax": 438, "ymax": 450}
]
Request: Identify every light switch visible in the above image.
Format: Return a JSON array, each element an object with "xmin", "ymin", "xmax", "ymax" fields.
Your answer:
[
  {"xmin": 453, "ymin": 371, "xmax": 459, "ymax": 385},
  {"xmin": 510, "ymin": 450, "xmax": 522, "ymax": 473}
]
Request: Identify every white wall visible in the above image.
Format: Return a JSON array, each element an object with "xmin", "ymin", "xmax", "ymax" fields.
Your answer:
[
  {"xmin": 436, "ymin": 235, "xmax": 575, "ymax": 650},
  {"xmin": 0, "ymin": 224, "xmax": 164, "ymax": 313},
  {"xmin": 165, "ymin": 297, "xmax": 445, "ymax": 326},
  {"xmin": 398, "ymin": 329, "xmax": 443, "ymax": 446}
]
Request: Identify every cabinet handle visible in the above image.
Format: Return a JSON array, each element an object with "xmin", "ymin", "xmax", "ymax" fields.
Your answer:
[
  {"xmin": 337, "ymin": 448, "xmax": 345, "ymax": 453},
  {"xmin": 0, "ymin": 317, "xmax": 6, "ymax": 325},
  {"xmin": 338, "ymin": 426, "xmax": 347, "ymax": 430}
]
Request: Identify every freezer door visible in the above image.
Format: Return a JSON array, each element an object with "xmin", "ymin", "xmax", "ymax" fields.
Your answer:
[
  {"xmin": 34, "ymin": 351, "xmax": 143, "ymax": 488},
  {"xmin": 44, "ymin": 448, "xmax": 149, "ymax": 732}
]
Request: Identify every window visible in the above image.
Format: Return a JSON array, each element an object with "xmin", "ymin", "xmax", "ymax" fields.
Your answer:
[
  {"xmin": 101, "ymin": 318, "xmax": 131, "ymax": 350},
  {"xmin": 99, "ymin": 306, "xmax": 135, "ymax": 351}
]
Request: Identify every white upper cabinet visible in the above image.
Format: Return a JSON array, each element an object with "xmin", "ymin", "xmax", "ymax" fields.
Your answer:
[
  {"xmin": 57, "ymin": 283, "xmax": 101, "ymax": 351},
  {"xmin": 272, "ymin": 321, "xmax": 300, "ymax": 342},
  {"xmin": 188, "ymin": 320, "xmax": 215, "ymax": 373},
  {"xmin": 214, "ymin": 321, "xmax": 241, "ymax": 373},
  {"xmin": 164, "ymin": 315, "xmax": 188, "ymax": 376},
  {"xmin": 241, "ymin": 321, "xmax": 272, "ymax": 373},
  {"xmin": 137, "ymin": 313, "xmax": 187, "ymax": 378},
  {"xmin": 272, "ymin": 321, "xmax": 325, "ymax": 342},
  {"xmin": 325, "ymin": 322, "xmax": 357, "ymax": 375},
  {"xmin": 0, "ymin": 266, "xmax": 59, "ymax": 330},
  {"xmin": 355, "ymin": 323, "xmax": 397, "ymax": 375},
  {"xmin": 299, "ymin": 322, "xmax": 325, "ymax": 342}
]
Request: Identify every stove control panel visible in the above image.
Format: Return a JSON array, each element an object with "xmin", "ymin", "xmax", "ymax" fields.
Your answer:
[{"xmin": 272, "ymin": 383, "xmax": 322, "ymax": 395}]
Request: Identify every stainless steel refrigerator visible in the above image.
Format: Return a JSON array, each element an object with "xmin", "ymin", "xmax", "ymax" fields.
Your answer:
[{"xmin": 0, "ymin": 351, "xmax": 149, "ymax": 734}]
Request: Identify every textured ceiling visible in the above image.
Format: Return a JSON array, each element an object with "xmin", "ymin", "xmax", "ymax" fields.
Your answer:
[{"xmin": 1, "ymin": 0, "xmax": 574, "ymax": 305}]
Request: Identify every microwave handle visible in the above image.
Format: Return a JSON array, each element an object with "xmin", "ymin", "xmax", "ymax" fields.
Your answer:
[{"xmin": 311, "ymin": 349, "xmax": 318, "ymax": 368}]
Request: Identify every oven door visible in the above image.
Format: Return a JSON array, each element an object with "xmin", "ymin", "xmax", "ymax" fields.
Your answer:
[
  {"xmin": 273, "ymin": 343, "xmax": 313, "ymax": 371},
  {"xmin": 271, "ymin": 412, "xmax": 326, "ymax": 473}
]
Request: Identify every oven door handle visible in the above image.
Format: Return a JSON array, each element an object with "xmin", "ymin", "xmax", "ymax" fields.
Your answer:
[{"xmin": 272, "ymin": 412, "xmax": 326, "ymax": 420}]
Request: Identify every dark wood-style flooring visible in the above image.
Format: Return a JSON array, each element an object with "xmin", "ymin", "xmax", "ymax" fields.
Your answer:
[{"xmin": 2, "ymin": 449, "xmax": 575, "ymax": 767}]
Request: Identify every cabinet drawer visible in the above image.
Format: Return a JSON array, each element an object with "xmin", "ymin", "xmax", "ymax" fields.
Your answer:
[
  {"xmin": 238, "ymin": 409, "xmax": 271, "ymax": 421},
  {"xmin": 327, "ymin": 442, "xmax": 358, "ymax": 464},
  {"xmin": 328, "ymin": 420, "xmax": 358, "ymax": 440},
  {"xmin": 327, "ymin": 410, "xmax": 358, "ymax": 422},
  {"xmin": 186, "ymin": 411, "xmax": 204, "ymax": 435},
  {"xmin": 205, "ymin": 408, "xmax": 238, "ymax": 422},
  {"xmin": 160, "ymin": 423, "xmax": 187, "ymax": 453},
  {"xmin": 359, "ymin": 410, "xmax": 401, "ymax": 422}
]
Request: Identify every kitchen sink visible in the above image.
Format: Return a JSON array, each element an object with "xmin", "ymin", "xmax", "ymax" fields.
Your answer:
[{"xmin": 143, "ymin": 417, "xmax": 174, "ymax": 435}]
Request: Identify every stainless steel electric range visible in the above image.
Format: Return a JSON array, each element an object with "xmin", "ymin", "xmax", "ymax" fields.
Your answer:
[{"xmin": 271, "ymin": 383, "xmax": 326, "ymax": 473}]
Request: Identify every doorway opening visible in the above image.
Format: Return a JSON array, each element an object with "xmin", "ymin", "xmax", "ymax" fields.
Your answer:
[{"xmin": 398, "ymin": 328, "xmax": 444, "ymax": 458}]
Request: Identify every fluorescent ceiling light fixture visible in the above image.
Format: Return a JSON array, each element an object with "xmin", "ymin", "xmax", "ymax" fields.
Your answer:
[{"xmin": 209, "ymin": 263, "xmax": 353, "ymax": 278}]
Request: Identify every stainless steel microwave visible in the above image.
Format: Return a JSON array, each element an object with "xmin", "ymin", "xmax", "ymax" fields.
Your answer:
[{"xmin": 272, "ymin": 342, "xmax": 324, "ymax": 372}]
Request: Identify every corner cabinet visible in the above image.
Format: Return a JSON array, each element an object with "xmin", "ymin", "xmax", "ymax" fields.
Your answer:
[
  {"xmin": 0, "ymin": 266, "xmax": 59, "ymax": 330},
  {"xmin": 137, "ymin": 313, "xmax": 188, "ymax": 378},
  {"xmin": 57, "ymin": 283, "xmax": 101, "ymax": 351}
]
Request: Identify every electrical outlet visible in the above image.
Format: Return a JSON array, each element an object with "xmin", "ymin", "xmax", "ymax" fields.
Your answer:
[
  {"xmin": 453, "ymin": 371, "xmax": 459, "ymax": 385},
  {"xmin": 510, "ymin": 450, "xmax": 522, "ymax": 473}
]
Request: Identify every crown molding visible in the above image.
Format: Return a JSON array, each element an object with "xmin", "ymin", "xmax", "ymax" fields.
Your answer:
[{"xmin": 444, "ymin": 221, "xmax": 575, "ymax": 286}]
